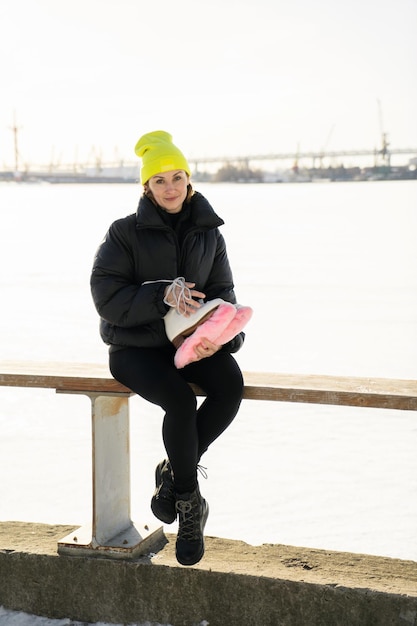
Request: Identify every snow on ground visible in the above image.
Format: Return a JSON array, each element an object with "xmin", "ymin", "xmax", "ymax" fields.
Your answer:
[{"xmin": 0, "ymin": 607, "xmax": 211, "ymax": 626}]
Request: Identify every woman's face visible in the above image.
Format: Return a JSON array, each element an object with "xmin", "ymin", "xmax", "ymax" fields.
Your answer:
[{"xmin": 146, "ymin": 169, "xmax": 189, "ymax": 213}]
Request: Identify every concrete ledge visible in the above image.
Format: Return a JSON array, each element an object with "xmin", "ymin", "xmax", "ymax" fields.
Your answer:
[{"xmin": 0, "ymin": 522, "xmax": 416, "ymax": 626}]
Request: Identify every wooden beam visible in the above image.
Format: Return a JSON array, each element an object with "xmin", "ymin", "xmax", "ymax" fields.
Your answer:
[{"xmin": 0, "ymin": 361, "xmax": 416, "ymax": 411}]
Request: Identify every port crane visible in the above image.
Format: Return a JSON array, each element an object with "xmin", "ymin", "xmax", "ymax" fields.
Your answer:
[
  {"xmin": 9, "ymin": 111, "xmax": 21, "ymax": 173},
  {"xmin": 377, "ymin": 99, "xmax": 390, "ymax": 167}
]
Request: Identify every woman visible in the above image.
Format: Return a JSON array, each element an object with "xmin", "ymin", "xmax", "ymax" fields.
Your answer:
[{"xmin": 90, "ymin": 130, "xmax": 246, "ymax": 566}]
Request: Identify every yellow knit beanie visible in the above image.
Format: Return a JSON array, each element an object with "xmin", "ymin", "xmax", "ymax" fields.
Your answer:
[{"xmin": 134, "ymin": 130, "xmax": 191, "ymax": 184}]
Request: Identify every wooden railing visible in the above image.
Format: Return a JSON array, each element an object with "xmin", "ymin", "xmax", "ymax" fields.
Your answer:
[{"xmin": 1, "ymin": 360, "xmax": 416, "ymax": 559}]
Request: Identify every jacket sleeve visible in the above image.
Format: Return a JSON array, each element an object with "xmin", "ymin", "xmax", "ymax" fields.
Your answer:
[
  {"xmin": 90, "ymin": 219, "xmax": 168, "ymax": 327},
  {"xmin": 203, "ymin": 231, "xmax": 237, "ymax": 303},
  {"xmin": 222, "ymin": 332, "xmax": 245, "ymax": 354},
  {"xmin": 204, "ymin": 230, "xmax": 246, "ymax": 354}
]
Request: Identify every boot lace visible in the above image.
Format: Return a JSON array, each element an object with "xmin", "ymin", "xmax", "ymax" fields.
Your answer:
[
  {"xmin": 158, "ymin": 462, "xmax": 174, "ymax": 499},
  {"xmin": 197, "ymin": 464, "xmax": 208, "ymax": 480},
  {"xmin": 176, "ymin": 498, "xmax": 200, "ymax": 541}
]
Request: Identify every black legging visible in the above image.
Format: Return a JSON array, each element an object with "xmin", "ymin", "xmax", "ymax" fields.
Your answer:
[{"xmin": 110, "ymin": 345, "xmax": 244, "ymax": 493}]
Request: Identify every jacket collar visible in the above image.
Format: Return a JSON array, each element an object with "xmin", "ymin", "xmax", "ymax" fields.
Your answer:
[{"xmin": 135, "ymin": 191, "xmax": 224, "ymax": 230}]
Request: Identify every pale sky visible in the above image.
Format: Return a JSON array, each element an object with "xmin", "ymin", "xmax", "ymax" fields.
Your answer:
[{"xmin": 1, "ymin": 0, "xmax": 416, "ymax": 168}]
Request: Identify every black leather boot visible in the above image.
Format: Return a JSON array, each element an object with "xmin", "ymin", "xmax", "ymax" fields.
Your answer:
[
  {"xmin": 151, "ymin": 459, "xmax": 176, "ymax": 524},
  {"xmin": 175, "ymin": 487, "xmax": 209, "ymax": 566}
]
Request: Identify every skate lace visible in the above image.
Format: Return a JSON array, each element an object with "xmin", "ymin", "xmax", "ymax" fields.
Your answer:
[
  {"xmin": 176, "ymin": 499, "xmax": 199, "ymax": 541},
  {"xmin": 163, "ymin": 277, "xmax": 192, "ymax": 315}
]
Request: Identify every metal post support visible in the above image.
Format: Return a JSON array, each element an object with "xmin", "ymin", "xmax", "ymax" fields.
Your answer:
[{"xmin": 57, "ymin": 391, "xmax": 164, "ymax": 559}]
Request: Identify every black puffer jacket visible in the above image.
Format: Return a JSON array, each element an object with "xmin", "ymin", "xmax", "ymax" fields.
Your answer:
[{"xmin": 90, "ymin": 191, "xmax": 244, "ymax": 353}]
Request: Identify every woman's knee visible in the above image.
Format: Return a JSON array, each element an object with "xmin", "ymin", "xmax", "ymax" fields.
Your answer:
[{"xmin": 200, "ymin": 354, "xmax": 244, "ymax": 400}]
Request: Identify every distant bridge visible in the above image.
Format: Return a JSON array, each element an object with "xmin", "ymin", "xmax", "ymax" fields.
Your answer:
[
  {"xmin": 187, "ymin": 147, "xmax": 417, "ymax": 168},
  {"xmin": 2, "ymin": 147, "xmax": 416, "ymax": 179}
]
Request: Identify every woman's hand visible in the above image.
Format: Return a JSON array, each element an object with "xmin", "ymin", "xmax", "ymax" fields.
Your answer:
[
  {"xmin": 164, "ymin": 280, "xmax": 206, "ymax": 317},
  {"xmin": 193, "ymin": 337, "xmax": 221, "ymax": 360}
]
